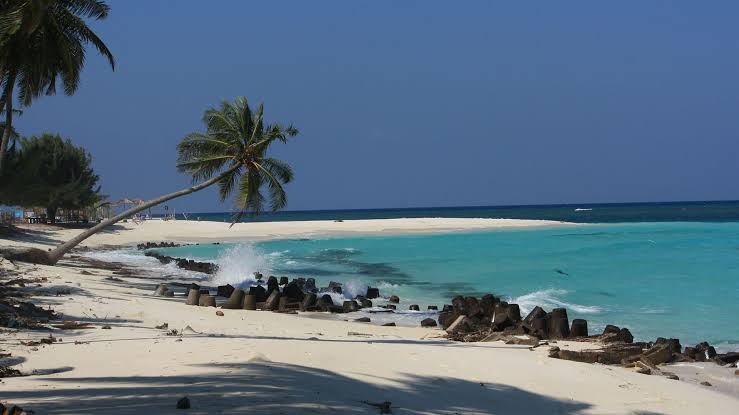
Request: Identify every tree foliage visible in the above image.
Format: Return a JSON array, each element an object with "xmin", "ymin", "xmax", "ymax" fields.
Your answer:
[{"xmin": 0, "ymin": 133, "xmax": 101, "ymax": 221}]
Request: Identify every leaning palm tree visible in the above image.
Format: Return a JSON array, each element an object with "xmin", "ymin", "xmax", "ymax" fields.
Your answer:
[
  {"xmin": 6, "ymin": 97, "xmax": 298, "ymax": 265},
  {"xmin": 0, "ymin": 0, "xmax": 115, "ymax": 170}
]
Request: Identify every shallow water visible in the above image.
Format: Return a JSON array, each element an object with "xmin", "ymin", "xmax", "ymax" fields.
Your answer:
[{"xmin": 120, "ymin": 222, "xmax": 739, "ymax": 351}]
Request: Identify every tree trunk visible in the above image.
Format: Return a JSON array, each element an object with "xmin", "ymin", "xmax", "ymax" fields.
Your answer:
[
  {"xmin": 0, "ymin": 71, "xmax": 16, "ymax": 171},
  {"xmin": 46, "ymin": 207, "xmax": 57, "ymax": 224},
  {"xmin": 42, "ymin": 164, "xmax": 240, "ymax": 265}
]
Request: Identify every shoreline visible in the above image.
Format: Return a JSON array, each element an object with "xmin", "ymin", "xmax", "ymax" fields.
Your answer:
[{"xmin": 1, "ymin": 219, "xmax": 738, "ymax": 413}]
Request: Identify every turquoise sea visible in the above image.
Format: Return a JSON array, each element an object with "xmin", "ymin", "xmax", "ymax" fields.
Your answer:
[{"xmin": 108, "ymin": 202, "xmax": 739, "ymax": 351}]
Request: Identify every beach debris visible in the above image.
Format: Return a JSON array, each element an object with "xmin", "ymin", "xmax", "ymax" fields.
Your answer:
[
  {"xmin": 420, "ymin": 318, "xmax": 437, "ymax": 327},
  {"xmin": 182, "ymin": 325, "xmax": 198, "ymax": 334},
  {"xmin": 105, "ymin": 276, "xmax": 124, "ymax": 282},
  {"xmin": 175, "ymin": 397, "xmax": 191, "ymax": 409},
  {"xmin": 700, "ymin": 381, "xmax": 712, "ymax": 386},
  {"xmin": 101, "ymin": 325, "xmax": 111, "ymax": 329},
  {"xmin": 382, "ymin": 322, "xmax": 396, "ymax": 327},
  {"xmin": 362, "ymin": 400, "xmax": 392, "ymax": 414},
  {"xmin": 51, "ymin": 321, "xmax": 94, "ymax": 330},
  {"xmin": 354, "ymin": 317, "xmax": 371, "ymax": 323},
  {"xmin": 0, "ymin": 366, "xmax": 22, "ymax": 378},
  {"xmin": 166, "ymin": 329, "xmax": 179, "ymax": 336},
  {"xmin": 155, "ymin": 323, "xmax": 169, "ymax": 330},
  {"xmin": 215, "ymin": 310, "xmax": 224, "ymax": 316},
  {"xmin": 348, "ymin": 332, "xmax": 373, "ymax": 337}
]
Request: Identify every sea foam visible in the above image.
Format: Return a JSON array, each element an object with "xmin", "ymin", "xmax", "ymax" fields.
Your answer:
[
  {"xmin": 510, "ymin": 288, "xmax": 603, "ymax": 315},
  {"xmin": 210, "ymin": 243, "xmax": 273, "ymax": 287}
]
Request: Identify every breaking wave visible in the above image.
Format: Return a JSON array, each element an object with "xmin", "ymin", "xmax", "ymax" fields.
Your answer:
[{"xmin": 510, "ymin": 288, "xmax": 603, "ymax": 315}]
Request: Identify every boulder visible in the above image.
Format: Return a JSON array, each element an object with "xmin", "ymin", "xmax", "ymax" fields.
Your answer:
[
  {"xmin": 600, "ymin": 327, "xmax": 634, "ymax": 343},
  {"xmin": 222, "ymin": 288, "xmax": 245, "ymax": 309},
  {"xmin": 388, "ymin": 295, "xmax": 400, "ymax": 303},
  {"xmin": 655, "ymin": 337, "xmax": 682, "ymax": 354},
  {"xmin": 421, "ymin": 318, "xmax": 437, "ymax": 327},
  {"xmin": 715, "ymin": 352, "xmax": 739, "ymax": 365},
  {"xmin": 569, "ymin": 319, "xmax": 588, "ymax": 338},
  {"xmin": 360, "ymin": 299, "xmax": 373, "ymax": 308},
  {"xmin": 366, "ymin": 287, "xmax": 380, "ymax": 299},
  {"xmin": 198, "ymin": 294, "xmax": 216, "ymax": 307},
  {"xmin": 641, "ymin": 344, "xmax": 673, "ymax": 365},
  {"xmin": 464, "ymin": 296, "xmax": 482, "ymax": 317},
  {"xmin": 343, "ymin": 300, "xmax": 360, "ymax": 313},
  {"xmin": 242, "ymin": 294, "xmax": 257, "ymax": 310},
  {"xmin": 493, "ymin": 303, "xmax": 514, "ymax": 329},
  {"xmin": 263, "ymin": 291, "xmax": 281, "ymax": 311},
  {"xmin": 185, "ymin": 289, "xmax": 200, "ymax": 306},
  {"xmin": 409, "ymin": 304, "xmax": 420, "ymax": 311},
  {"xmin": 248, "ymin": 285, "xmax": 268, "ymax": 302},
  {"xmin": 479, "ymin": 294, "xmax": 499, "ymax": 318},
  {"xmin": 217, "ymin": 284, "xmax": 234, "ymax": 298}
]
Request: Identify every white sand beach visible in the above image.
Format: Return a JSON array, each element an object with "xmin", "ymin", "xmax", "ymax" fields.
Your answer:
[{"xmin": 1, "ymin": 219, "xmax": 737, "ymax": 414}]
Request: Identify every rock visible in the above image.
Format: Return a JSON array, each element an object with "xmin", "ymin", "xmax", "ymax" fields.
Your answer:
[
  {"xmin": 716, "ymin": 352, "xmax": 739, "ymax": 364},
  {"xmin": 548, "ymin": 346, "xmax": 561, "ymax": 358},
  {"xmin": 263, "ymin": 291, "xmax": 281, "ymax": 311},
  {"xmin": 479, "ymin": 294, "xmax": 499, "ymax": 318},
  {"xmin": 185, "ymin": 289, "xmax": 200, "ymax": 306},
  {"xmin": 216, "ymin": 284, "xmax": 234, "ymax": 298},
  {"xmin": 385, "ymin": 304, "xmax": 396, "ymax": 310},
  {"xmin": 318, "ymin": 294, "xmax": 334, "ymax": 306},
  {"xmin": 382, "ymin": 322, "xmax": 396, "ymax": 327},
  {"xmin": 343, "ymin": 300, "xmax": 360, "ymax": 313},
  {"xmin": 665, "ymin": 374, "xmax": 680, "ymax": 380},
  {"xmin": 222, "ymin": 288, "xmax": 245, "ymax": 309},
  {"xmin": 243, "ymin": 294, "xmax": 257, "ymax": 310},
  {"xmin": 366, "ymin": 287, "xmax": 380, "ymax": 299},
  {"xmin": 409, "ymin": 304, "xmax": 420, "ymax": 311},
  {"xmin": 599, "ymin": 325, "xmax": 633, "ymax": 343},
  {"xmin": 305, "ymin": 278, "xmax": 317, "ymax": 292},
  {"xmin": 176, "ymin": 397, "xmax": 191, "ymax": 409},
  {"xmin": 734, "ymin": 369, "xmax": 739, "ymax": 376},
  {"xmin": 506, "ymin": 304, "xmax": 521, "ymax": 322},
  {"xmin": 279, "ymin": 276, "xmax": 289, "ymax": 285},
  {"xmin": 360, "ymin": 299, "xmax": 373, "ymax": 308},
  {"xmin": 283, "ymin": 282, "xmax": 305, "ymax": 301},
  {"xmin": 635, "ymin": 366, "xmax": 651, "ymax": 375},
  {"xmin": 529, "ymin": 317, "xmax": 548, "ymax": 339},
  {"xmin": 427, "ymin": 305, "xmax": 438, "ymax": 310},
  {"xmin": 442, "ymin": 304, "xmax": 453, "ymax": 313},
  {"xmin": 464, "ymin": 296, "xmax": 482, "ymax": 317},
  {"xmin": 388, "ymin": 295, "xmax": 400, "ymax": 303},
  {"xmin": 569, "ymin": 319, "xmax": 588, "ymax": 338},
  {"xmin": 421, "ymin": 318, "xmax": 437, "ymax": 327},
  {"xmin": 700, "ymin": 381, "xmax": 712, "ymax": 386},
  {"xmin": 215, "ymin": 310, "xmax": 224, "ymax": 316},
  {"xmin": 641, "ymin": 344, "xmax": 673, "ymax": 365},
  {"xmin": 438, "ymin": 311, "xmax": 458, "ymax": 329},
  {"xmin": 198, "ymin": 294, "xmax": 216, "ymax": 307},
  {"xmin": 266, "ymin": 276, "xmax": 279, "ymax": 294},
  {"xmin": 355, "ymin": 317, "xmax": 371, "ymax": 323},
  {"xmin": 246, "ymin": 285, "xmax": 266, "ymax": 303},
  {"xmin": 553, "ymin": 343, "xmax": 646, "ymax": 365},
  {"xmin": 655, "ymin": 337, "xmax": 682, "ymax": 354},
  {"xmin": 102, "ymin": 325, "xmax": 111, "ymax": 329},
  {"xmin": 602, "ymin": 324, "xmax": 620, "ymax": 335}
]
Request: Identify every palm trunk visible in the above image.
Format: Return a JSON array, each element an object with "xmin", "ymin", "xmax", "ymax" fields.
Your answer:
[
  {"xmin": 0, "ymin": 71, "xmax": 17, "ymax": 171},
  {"xmin": 44, "ymin": 165, "xmax": 240, "ymax": 265}
]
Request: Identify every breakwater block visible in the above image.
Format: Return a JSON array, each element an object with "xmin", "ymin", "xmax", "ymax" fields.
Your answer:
[
  {"xmin": 185, "ymin": 289, "xmax": 200, "ymax": 306},
  {"xmin": 198, "ymin": 294, "xmax": 216, "ymax": 307},
  {"xmin": 223, "ymin": 288, "xmax": 245, "ymax": 309},
  {"xmin": 243, "ymin": 294, "xmax": 257, "ymax": 310}
]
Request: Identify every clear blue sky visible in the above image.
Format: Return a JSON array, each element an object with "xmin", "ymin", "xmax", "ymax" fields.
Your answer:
[{"xmin": 15, "ymin": 1, "xmax": 739, "ymax": 213}]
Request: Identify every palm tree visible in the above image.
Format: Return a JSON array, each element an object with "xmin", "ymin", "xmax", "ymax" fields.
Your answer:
[
  {"xmin": 0, "ymin": 0, "xmax": 115, "ymax": 170},
  {"xmin": 10, "ymin": 97, "xmax": 298, "ymax": 265}
]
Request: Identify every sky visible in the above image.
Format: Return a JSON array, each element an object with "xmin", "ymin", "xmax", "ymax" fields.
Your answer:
[{"xmin": 14, "ymin": 1, "xmax": 739, "ymax": 213}]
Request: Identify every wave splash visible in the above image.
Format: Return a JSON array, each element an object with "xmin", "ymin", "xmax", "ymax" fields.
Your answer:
[
  {"xmin": 510, "ymin": 288, "xmax": 603, "ymax": 315},
  {"xmin": 210, "ymin": 243, "xmax": 273, "ymax": 287}
]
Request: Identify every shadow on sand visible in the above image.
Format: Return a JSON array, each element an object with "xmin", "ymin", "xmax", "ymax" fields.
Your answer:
[{"xmin": 6, "ymin": 360, "xmax": 597, "ymax": 414}]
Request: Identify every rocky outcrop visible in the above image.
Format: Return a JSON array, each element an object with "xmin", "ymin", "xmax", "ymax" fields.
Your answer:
[{"xmin": 144, "ymin": 252, "xmax": 218, "ymax": 274}]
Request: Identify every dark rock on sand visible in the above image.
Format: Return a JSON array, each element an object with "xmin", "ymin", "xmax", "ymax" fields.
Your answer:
[{"xmin": 421, "ymin": 318, "xmax": 437, "ymax": 327}]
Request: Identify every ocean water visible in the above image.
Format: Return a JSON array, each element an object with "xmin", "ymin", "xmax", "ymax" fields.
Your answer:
[
  {"xmin": 137, "ymin": 220, "xmax": 739, "ymax": 351},
  {"xmin": 161, "ymin": 200, "xmax": 739, "ymax": 223}
]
